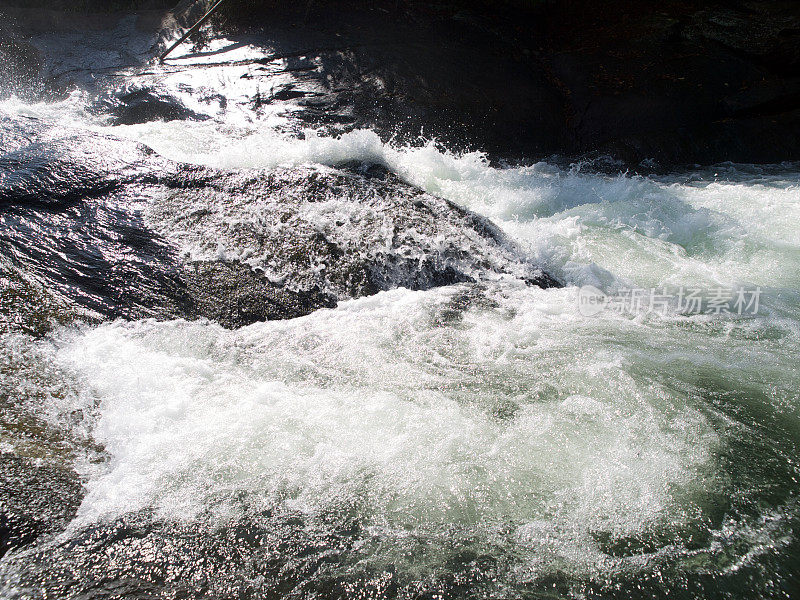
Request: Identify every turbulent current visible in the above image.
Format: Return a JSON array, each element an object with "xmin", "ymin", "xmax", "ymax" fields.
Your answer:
[{"xmin": 1, "ymin": 30, "xmax": 799, "ymax": 600}]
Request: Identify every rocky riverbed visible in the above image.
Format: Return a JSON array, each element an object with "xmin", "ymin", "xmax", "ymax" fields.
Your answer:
[{"xmin": 1, "ymin": 2, "xmax": 799, "ymax": 599}]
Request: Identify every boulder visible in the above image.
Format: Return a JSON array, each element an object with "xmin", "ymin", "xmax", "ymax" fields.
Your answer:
[{"xmin": 0, "ymin": 117, "xmax": 558, "ymax": 331}]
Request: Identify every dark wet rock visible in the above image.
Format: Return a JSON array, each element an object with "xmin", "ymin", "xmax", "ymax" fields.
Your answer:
[
  {"xmin": 0, "ymin": 116, "xmax": 161, "ymax": 206},
  {"xmin": 178, "ymin": 0, "xmax": 565, "ymax": 158},
  {"xmin": 91, "ymin": 87, "xmax": 211, "ymax": 126},
  {"xmin": 682, "ymin": 2, "xmax": 800, "ymax": 72},
  {"xmin": 0, "ymin": 118, "xmax": 558, "ymax": 330},
  {"xmin": 0, "ymin": 190, "xmax": 194, "ymax": 325},
  {"xmin": 5, "ymin": 1, "xmax": 800, "ymax": 166},
  {"xmin": 183, "ymin": 261, "xmax": 337, "ymax": 328},
  {"xmin": 533, "ymin": 0, "xmax": 800, "ymax": 166},
  {"xmin": 149, "ymin": 163, "xmax": 559, "ymax": 305},
  {"xmin": 0, "ymin": 118, "xmax": 194, "ymax": 322}
]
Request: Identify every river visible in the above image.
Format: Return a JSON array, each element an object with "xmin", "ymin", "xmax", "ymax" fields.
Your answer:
[{"xmin": 1, "ymin": 25, "xmax": 799, "ymax": 600}]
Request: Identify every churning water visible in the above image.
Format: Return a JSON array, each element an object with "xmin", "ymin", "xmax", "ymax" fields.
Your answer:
[{"xmin": 1, "ymin": 35, "xmax": 799, "ymax": 600}]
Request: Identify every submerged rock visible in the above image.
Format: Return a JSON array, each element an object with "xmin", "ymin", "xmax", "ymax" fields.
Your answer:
[
  {"xmin": 0, "ymin": 508, "xmax": 501, "ymax": 600},
  {"xmin": 149, "ymin": 163, "xmax": 559, "ymax": 303},
  {"xmin": 0, "ymin": 333, "xmax": 97, "ymax": 562},
  {"xmin": 0, "ymin": 105, "xmax": 558, "ymax": 574},
  {"xmin": 0, "ymin": 454, "xmax": 82, "ymax": 560}
]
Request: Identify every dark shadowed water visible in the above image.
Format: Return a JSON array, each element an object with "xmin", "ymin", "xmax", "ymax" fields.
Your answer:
[{"xmin": 1, "ymin": 21, "xmax": 800, "ymax": 600}]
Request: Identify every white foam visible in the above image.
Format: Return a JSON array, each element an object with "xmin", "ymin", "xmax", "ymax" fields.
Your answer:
[
  {"xmin": 48, "ymin": 285, "xmax": 726, "ymax": 578},
  {"xmin": 4, "ymin": 44, "xmax": 799, "ymax": 296},
  {"xmin": 83, "ymin": 116, "xmax": 799, "ymax": 292},
  {"xmin": 4, "ymin": 36, "xmax": 800, "ymax": 586}
]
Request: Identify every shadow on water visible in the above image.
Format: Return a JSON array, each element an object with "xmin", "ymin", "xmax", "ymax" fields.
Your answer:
[{"xmin": 1, "ymin": 9, "xmax": 799, "ymax": 597}]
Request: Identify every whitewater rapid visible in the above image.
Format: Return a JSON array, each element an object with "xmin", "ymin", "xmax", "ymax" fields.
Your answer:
[{"xmin": 2, "ymin": 35, "xmax": 800, "ymax": 599}]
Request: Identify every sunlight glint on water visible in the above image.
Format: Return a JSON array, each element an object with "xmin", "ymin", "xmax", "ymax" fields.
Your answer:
[{"xmin": 2, "ymin": 87, "xmax": 800, "ymax": 593}]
